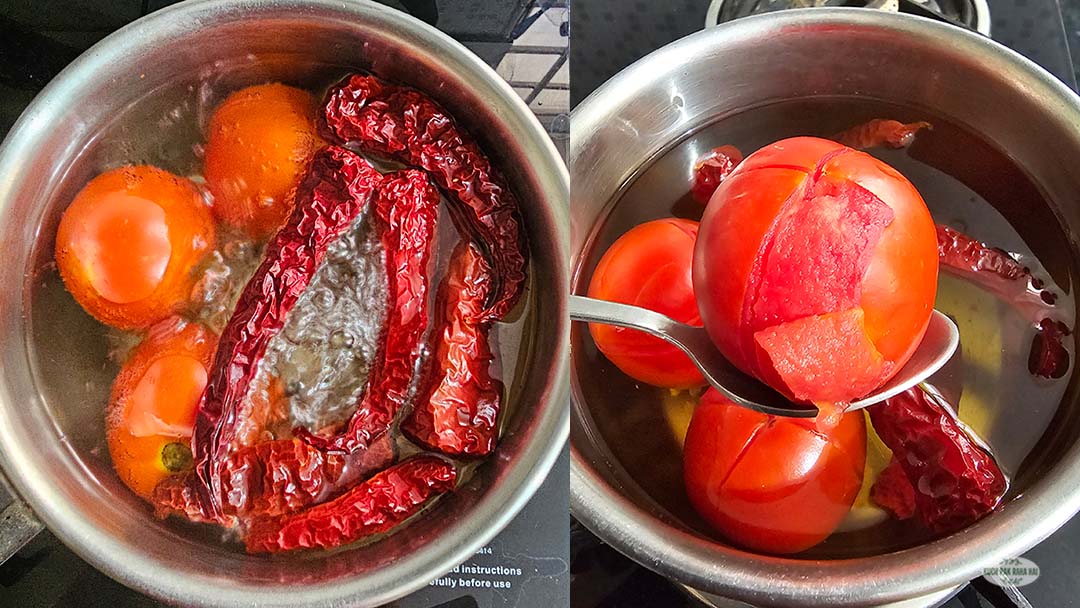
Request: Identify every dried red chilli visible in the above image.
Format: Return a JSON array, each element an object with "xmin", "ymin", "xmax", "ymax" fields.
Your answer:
[
  {"xmin": 1031, "ymin": 318, "xmax": 1071, "ymax": 379},
  {"xmin": 191, "ymin": 146, "xmax": 383, "ymax": 516},
  {"xmin": 295, "ymin": 169, "xmax": 440, "ymax": 454},
  {"xmin": 869, "ymin": 457, "xmax": 917, "ymax": 521},
  {"xmin": 937, "ymin": 223, "xmax": 1072, "ymax": 379},
  {"xmin": 321, "ymin": 73, "xmax": 527, "ymax": 321},
  {"xmin": 937, "ymin": 223, "xmax": 1029, "ymax": 280},
  {"xmin": 153, "ymin": 434, "xmax": 397, "ymax": 523},
  {"xmin": 689, "ymin": 121, "xmax": 932, "ymax": 209},
  {"xmin": 831, "ymin": 119, "xmax": 933, "ymax": 150},
  {"xmin": 243, "ymin": 455, "xmax": 457, "ymax": 553},
  {"xmin": 403, "ymin": 241, "xmax": 502, "ymax": 457},
  {"xmin": 691, "ymin": 145, "xmax": 743, "ymax": 205},
  {"xmin": 867, "ymin": 387, "xmax": 1007, "ymax": 534}
]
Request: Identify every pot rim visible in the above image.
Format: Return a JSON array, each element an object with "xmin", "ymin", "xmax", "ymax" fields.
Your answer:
[
  {"xmin": 0, "ymin": 0, "xmax": 569, "ymax": 606},
  {"xmin": 569, "ymin": 8, "xmax": 1080, "ymax": 606}
]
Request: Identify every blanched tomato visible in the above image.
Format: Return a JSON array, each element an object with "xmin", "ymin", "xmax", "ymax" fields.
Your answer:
[
  {"xmin": 587, "ymin": 218, "xmax": 704, "ymax": 389},
  {"xmin": 55, "ymin": 165, "xmax": 215, "ymax": 330},
  {"xmin": 683, "ymin": 388, "xmax": 866, "ymax": 554},
  {"xmin": 204, "ymin": 83, "xmax": 321, "ymax": 238},
  {"xmin": 106, "ymin": 318, "xmax": 216, "ymax": 499},
  {"xmin": 693, "ymin": 137, "xmax": 938, "ymax": 404}
]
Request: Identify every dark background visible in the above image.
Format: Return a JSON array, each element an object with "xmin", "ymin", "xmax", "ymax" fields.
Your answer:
[{"xmin": 1066, "ymin": 2, "xmax": 1080, "ymax": 81}]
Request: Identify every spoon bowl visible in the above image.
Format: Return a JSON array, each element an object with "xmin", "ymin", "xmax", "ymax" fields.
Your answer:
[{"xmin": 570, "ymin": 294, "xmax": 960, "ymax": 417}]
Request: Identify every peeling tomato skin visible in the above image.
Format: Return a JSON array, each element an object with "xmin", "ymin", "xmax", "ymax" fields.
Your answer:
[
  {"xmin": 754, "ymin": 308, "xmax": 891, "ymax": 403},
  {"xmin": 588, "ymin": 218, "xmax": 705, "ymax": 388},
  {"xmin": 749, "ymin": 178, "xmax": 894, "ymax": 331},
  {"xmin": 684, "ymin": 388, "xmax": 866, "ymax": 554},
  {"xmin": 696, "ymin": 168, "xmax": 806, "ymax": 373},
  {"xmin": 56, "ymin": 166, "xmax": 216, "ymax": 330},
  {"xmin": 694, "ymin": 137, "xmax": 938, "ymax": 401},
  {"xmin": 823, "ymin": 149, "xmax": 938, "ymax": 365}
]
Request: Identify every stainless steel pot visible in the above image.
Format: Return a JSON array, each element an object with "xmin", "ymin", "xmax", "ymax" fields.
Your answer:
[
  {"xmin": 0, "ymin": 1, "xmax": 569, "ymax": 606},
  {"xmin": 570, "ymin": 8, "xmax": 1080, "ymax": 607}
]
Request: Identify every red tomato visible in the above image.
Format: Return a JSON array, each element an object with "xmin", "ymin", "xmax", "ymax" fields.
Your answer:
[
  {"xmin": 683, "ymin": 388, "xmax": 866, "ymax": 554},
  {"xmin": 107, "ymin": 318, "xmax": 216, "ymax": 499},
  {"xmin": 204, "ymin": 83, "xmax": 321, "ymax": 238},
  {"xmin": 693, "ymin": 137, "xmax": 938, "ymax": 403},
  {"xmin": 587, "ymin": 218, "xmax": 704, "ymax": 388},
  {"xmin": 55, "ymin": 165, "xmax": 216, "ymax": 330}
]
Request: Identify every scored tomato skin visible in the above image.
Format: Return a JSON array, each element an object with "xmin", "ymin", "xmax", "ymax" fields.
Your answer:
[
  {"xmin": 55, "ymin": 165, "xmax": 216, "ymax": 330},
  {"xmin": 106, "ymin": 317, "xmax": 217, "ymax": 500},
  {"xmin": 683, "ymin": 388, "xmax": 866, "ymax": 554},
  {"xmin": 823, "ymin": 149, "xmax": 939, "ymax": 365},
  {"xmin": 691, "ymin": 167, "xmax": 807, "ymax": 371},
  {"xmin": 587, "ymin": 218, "xmax": 705, "ymax": 389},
  {"xmin": 693, "ymin": 137, "xmax": 938, "ymax": 400}
]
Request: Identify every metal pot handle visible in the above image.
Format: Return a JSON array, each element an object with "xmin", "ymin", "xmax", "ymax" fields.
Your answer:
[{"xmin": 0, "ymin": 467, "xmax": 44, "ymax": 564}]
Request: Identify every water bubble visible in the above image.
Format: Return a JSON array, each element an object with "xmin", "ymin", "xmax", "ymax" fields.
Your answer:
[
  {"xmin": 285, "ymin": 379, "xmax": 302, "ymax": 396},
  {"xmin": 329, "ymin": 330, "xmax": 354, "ymax": 349}
]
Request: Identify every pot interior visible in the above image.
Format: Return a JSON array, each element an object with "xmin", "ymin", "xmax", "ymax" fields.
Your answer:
[
  {"xmin": 568, "ymin": 9, "xmax": 1080, "ymax": 604},
  {"xmin": 571, "ymin": 95, "xmax": 1080, "ymax": 558},
  {"xmin": 0, "ymin": 2, "xmax": 567, "ymax": 605}
]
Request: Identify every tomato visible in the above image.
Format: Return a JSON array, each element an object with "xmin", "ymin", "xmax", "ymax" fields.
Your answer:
[
  {"xmin": 587, "ymin": 218, "xmax": 704, "ymax": 389},
  {"xmin": 683, "ymin": 388, "xmax": 866, "ymax": 554},
  {"xmin": 203, "ymin": 83, "xmax": 321, "ymax": 238},
  {"xmin": 106, "ymin": 318, "xmax": 216, "ymax": 499},
  {"xmin": 693, "ymin": 137, "xmax": 938, "ymax": 403},
  {"xmin": 55, "ymin": 165, "xmax": 215, "ymax": 330}
]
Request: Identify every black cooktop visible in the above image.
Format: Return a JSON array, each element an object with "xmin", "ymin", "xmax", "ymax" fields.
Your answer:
[
  {"xmin": 0, "ymin": 1, "xmax": 568, "ymax": 607},
  {"xmin": 569, "ymin": 1, "xmax": 1079, "ymax": 607}
]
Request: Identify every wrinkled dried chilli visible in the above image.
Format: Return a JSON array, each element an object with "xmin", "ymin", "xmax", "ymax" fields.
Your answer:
[{"xmin": 322, "ymin": 73, "xmax": 527, "ymax": 321}]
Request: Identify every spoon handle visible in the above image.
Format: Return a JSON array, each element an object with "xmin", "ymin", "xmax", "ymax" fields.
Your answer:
[
  {"xmin": 568, "ymin": 295, "xmax": 815, "ymax": 417},
  {"xmin": 568, "ymin": 294, "xmax": 687, "ymax": 342}
]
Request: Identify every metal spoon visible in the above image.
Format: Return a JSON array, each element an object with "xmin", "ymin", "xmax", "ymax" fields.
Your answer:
[{"xmin": 570, "ymin": 294, "xmax": 960, "ymax": 418}]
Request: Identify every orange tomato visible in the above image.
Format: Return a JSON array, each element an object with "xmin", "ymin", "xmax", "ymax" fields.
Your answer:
[
  {"xmin": 587, "ymin": 218, "xmax": 705, "ymax": 389},
  {"xmin": 106, "ymin": 317, "xmax": 217, "ymax": 500},
  {"xmin": 203, "ymin": 83, "xmax": 321, "ymax": 238},
  {"xmin": 55, "ymin": 166, "xmax": 215, "ymax": 330},
  {"xmin": 683, "ymin": 388, "xmax": 866, "ymax": 554}
]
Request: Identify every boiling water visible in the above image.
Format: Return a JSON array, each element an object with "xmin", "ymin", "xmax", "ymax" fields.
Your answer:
[
  {"xmin": 26, "ymin": 64, "xmax": 537, "ymax": 550},
  {"xmin": 572, "ymin": 98, "xmax": 1078, "ymax": 557}
]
